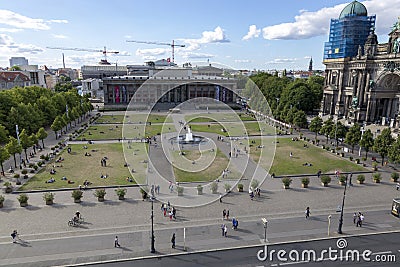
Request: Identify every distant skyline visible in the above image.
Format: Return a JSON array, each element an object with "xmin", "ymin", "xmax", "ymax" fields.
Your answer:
[{"xmin": 0, "ymin": 0, "xmax": 399, "ymax": 70}]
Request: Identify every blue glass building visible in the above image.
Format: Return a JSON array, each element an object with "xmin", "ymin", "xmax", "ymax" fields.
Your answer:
[{"xmin": 323, "ymin": 1, "xmax": 375, "ymax": 60}]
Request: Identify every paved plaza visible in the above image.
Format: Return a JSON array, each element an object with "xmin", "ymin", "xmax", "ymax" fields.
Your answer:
[{"xmin": 1, "ymin": 110, "xmax": 399, "ymax": 266}]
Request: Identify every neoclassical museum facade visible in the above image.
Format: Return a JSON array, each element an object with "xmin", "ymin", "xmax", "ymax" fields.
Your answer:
[{"xmin": 321, "ymin": 17, "xmax": 400, "ymax": 128}]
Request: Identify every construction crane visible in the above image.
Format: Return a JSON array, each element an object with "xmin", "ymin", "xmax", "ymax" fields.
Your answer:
[
  {"xmin": 126, "ymin": 40, "xmax": 185, "ymax": 63},
  {"xmin": 46, "ymin": 46, "xmax": 119, "ymax": 65}
]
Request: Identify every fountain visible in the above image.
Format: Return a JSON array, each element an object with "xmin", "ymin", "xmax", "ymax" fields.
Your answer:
[
  {"xmin": 170, "ymin": 125, "xmax": 207, "ymax": 144},
  {"xmin": 185, "ymin": 126, "xmax": 194, "ymax": 142}
]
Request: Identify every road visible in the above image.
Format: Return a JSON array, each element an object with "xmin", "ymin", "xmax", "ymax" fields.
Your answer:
[
  {"xmin": 84, "ymin": 231, "xmax": 400, "ymax": 267},
  {"xmin": 1, "ymin": 209, "xmax": 399, "ymax": 267}
]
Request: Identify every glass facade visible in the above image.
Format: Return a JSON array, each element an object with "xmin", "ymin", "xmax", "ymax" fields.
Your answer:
[{"xmin": 323, "ymin": 14, "xmax": 375, "ymax": 60}]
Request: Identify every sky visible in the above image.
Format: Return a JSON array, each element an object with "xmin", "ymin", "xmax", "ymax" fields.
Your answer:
[{"xmin": 0, "ymin": 0, "xmax": 400, "ymax": 71}]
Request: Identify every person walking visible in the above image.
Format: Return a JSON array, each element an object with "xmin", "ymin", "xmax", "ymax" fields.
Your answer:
[
  {"xmin": 353, "ymin": 212, "xmax": 357, "ymax": 224},
  {"xmin": 224, "ymin": 224, "xmax": 228, "ymax": 237},
  {"xmin": 226, "ymin": 210, "xmax": 230, "ymax": 220},
  {"xmin": 360, "ymin": 213, "xmax": 364, "ymax": 227},
  {"xmin": 305, "ymin": 207, "xmax": 310, "ymax": 219},
  {"xmin": 114, "ymin": 236, "xmax": 121, "ymax": 247},
  {"xmin": 396, "ymin": 182, "xmax": 399, "ymax": 191},
  {"xmin": 222, "ymin": 209, "xmax": 226, "ymax": 220},
  {"xmin": 356, "ymin": 212, "xmax": 362, "ymax": 227},
  {"xmin": 11, "ymin": 230, "xmax": 18, "ymax": 243},
  {"xmin": 171, "ymin": 233, "xmax": 176, "ymax": 249},
  {"xmin": 221, "ymin": 224, "xmax": 225, "ymax": 236}
]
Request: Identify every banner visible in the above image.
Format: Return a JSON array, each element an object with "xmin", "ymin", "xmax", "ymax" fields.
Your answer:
[{"xmin": 115, "ymin": 86, "xmax": 120, "ymax": 103}]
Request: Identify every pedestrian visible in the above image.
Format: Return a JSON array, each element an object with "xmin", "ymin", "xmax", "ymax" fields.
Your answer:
[
  {"xmin": 171, "ymin": 233, "xmax": 176, "ymax": 249},
  {"xmin": 219, "ymin": 194, "xmax": 222, "ymax": 203},
  {"xmin": 224, "ymin": 224, "xmax": 228, "ymax": 237},
  {"xmin": 305, "ymin": 207, "xmax": 310, "ymax": 219},
  {"xmin": 172, "ymin": 207, "xmax": 176, "ymax": 219},
  {"xmin": 353, "ymin": 212, "xmax": 357, "ymax": 224},
  {"xmin": 11, "ymin": 230, "xmax": 18, "ymax": 243},
  {"xmin": 396, "ymin": 182, "xmax": 399, "ymax": 191},
  {"xmin": 114, "ymin": 236, "xmax": 121, "ymax": 247},
  {"xmin": 360, "ymin": 213, "xmax": 364, "ymax": 227},
  {"xmin": 356, "ymin": 212, "xmax": 362, "ymax": 227},
  {"xmin": 349, "ymin": 173, "xmax": 353, "ymax": 186},
  {"xmin": 289, "ymin": 152, "xmax": 293, "ymax": 158},
  {"xmin": 221, "ymin": 224, "xmax": 225, "ymax": 236},
  {"xmin": 222, "ymin": 209, "xmax": 226, "ymax": 220},
  {"xmin": 226, "ymin": 210, "xmax": 230, "ymax": 220}
]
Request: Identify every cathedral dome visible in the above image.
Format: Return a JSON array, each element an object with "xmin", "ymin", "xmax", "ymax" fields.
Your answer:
[{"xmin": 339, "ymin": 0, "xmax": 367, "ymax": 19}]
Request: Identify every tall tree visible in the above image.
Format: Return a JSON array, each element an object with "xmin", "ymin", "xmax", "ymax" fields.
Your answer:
[
  {"xmin": 373, "ymin": 128, "xmax": 394, "ymax": 165},
  {"xmin": 359, "ymin": 129, "xmax": 374, "ymax": 159},
  {"xmin": 345, "ymin": 124, "xmax": 361, "ymax": 153},
  {"xmin": 329, "ymin": 121, "xmax": 347, "ymax": 147},
  {"xmin": 51, "ymin": 116, "xmax": 63, "ymax": 139},
  {"xmin": 388, "ymin": 137, "xmax": 400, "ymax": 164},
  {"xmin": 6, "ymin": 137, "xmax": 22, "ymax": 168},
  {"xmin": 0, "ymin": 124, "xmax": 8, "ymax": 145},
  {"xmin": 30, "ymin": 133, "xmax": 39, "ymax": 154},
  {"xmin": 36, "ymin": 127, "xmax": 48, "ymax": 148},
  {"xmin": 19, "ymin": 129, "xmax": 33, "ymax": 162},
  {"xmin": 0, "ymin": 146, "xmax": 10, "ymax": 176},
  {"xmin": 320, "ymin": 118, "xmax": 334, "ymax": 143},
  {"xmin": 293, "ymin": 110, "xmax": 308, "ymax": 129},
  {"xmin": 309, "ymin": 116, "xmax": 323, "ymax": 141}
]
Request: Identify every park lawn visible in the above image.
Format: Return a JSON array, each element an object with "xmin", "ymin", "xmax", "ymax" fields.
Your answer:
[
  {"xmin": 19, "ymin": 143, "xmax": 136, "ymax": 191},
  {"xmin": 95, "ymin": 114, "xmax": 172, "ymax": 124},
  {"xmin": 267, "ymin": 138, "xmax": 367, "ymax": 176},
  {"xmin": 80, "ymin": 124, "xmax": 175, "ymax": 140},
  {"xmin": 189, "ymin": 121, "xmax": 273, "ymax": 137},
  {"xmin": 185, "ymin": 112, "xmax": 256, "ymax": 123},
  {"xmin": 172, "ymin": 149, "xmax": 240, "ymax": 182}
]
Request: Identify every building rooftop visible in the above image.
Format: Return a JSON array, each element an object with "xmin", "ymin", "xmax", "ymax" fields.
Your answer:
[{"xmin": 339, "ymin": 0, "xmax": 367, "ymax": 19}]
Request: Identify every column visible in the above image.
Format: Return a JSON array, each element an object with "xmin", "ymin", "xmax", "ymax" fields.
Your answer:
[
  {"xmin": 363, "ymin": 72, "xmax": 370, "ymax": 105},
  {"xmin": 358, "ymin": 71, "xmax": 366, "ymax": 107}
]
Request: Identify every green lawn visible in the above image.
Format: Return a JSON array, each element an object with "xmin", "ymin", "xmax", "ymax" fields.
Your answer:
[
  {"xmin": 80, "ymin": 124, "xmax": 175, "ymax": 140},
  {"xmin": 20, "ymin": 143, "xmax": 139, "ymax": 190},
  {"xmin": 186, "ymin": 112, "xmax": 256, "ymax": 123},
  {"xmin": 189, "ymin": 121, "xmax": 274, "ymax": 137},
  {"xmin": 95, "ymin": 114, "xmax": 172, "ymax": 124},
  {"xmin": 172, "ymin": 149, "xmax": 240, "ymax": 182},
  {"xmin": 265, "ymin": 138, "xmax": 367, "ymax": 176}
]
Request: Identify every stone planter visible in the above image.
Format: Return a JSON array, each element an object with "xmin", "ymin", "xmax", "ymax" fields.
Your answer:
[
  {"xmin": 321, "ymin": 183, "xmax": 329, "ymax": 187},
  {"xmin": 237, "ymin": 187, "xmax": 243, "ymax": 192},
  {"xmin": 301, "ymin": 183, "xmax": 308, "ymax": 188},
  {"xmin": 23, "ymin": 175, "xmax": 28, "ymax": 179},
  {"xmin": 74, "ymin": 198, "xmax": 81, "ymax": 203},
  {"xmin": 339, "ymin": 181, "xmax": 346, "ymax": 186},
  {"xmin": 5, "ymin": 187, "xmax": 12, "ymax": 193},
  {"xmin": 20, "ymin": 202, "xmax": 28, "ymax": 207},
  {"xmin": 45, "ymin": 200, "xmax": 53, "ymax": 205},
  {"xmin": 197, "ymin": 189, "xmax": 203, "ymax": 195},
  {"xmin": 283, "ymin": 185, "xmax": 290, "ymax": 189},
  {"xmin": 391, "ymin": 178, "xmax": 398, "ymax": 183},
  {"xmin": 0, "ymin": 202, "xmax": 3, "ymax": 208},
  {"xmin": 357, "ymin": 180, "xmax": 364, "ymax": 184},
  {"xmin": 118, "ymin": 195, "xmax": 125, "ymax": 200},
  {"xmin": 98, "ymin": 197, "xmax": 105, "ymax": 202},
  {"xmin": 373, "ymin": 179, "xmax": 380, "ymax": 183}
]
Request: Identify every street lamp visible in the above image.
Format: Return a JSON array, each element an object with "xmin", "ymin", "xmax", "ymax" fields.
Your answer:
[
  {"xmin": 328, "ymin": 215, "xmax": 332, "ymax": 236},
  {"xmin": 261, "ymin": 218, "xmax": 268, "ymax": 243},
  {"xmin": 358, "ymin": 122, "xmax": 366, "ymax": 157},
  {"xmin": 337, "ymin": 175, "xmax": 348, "ymax": 234},
  {"xmin": 150, "ymin": 196, "xmax": 156, "ymax": 253},
  {"xmin": 334, "ymin": 112, "xmax": 341, "ymax": 148}
]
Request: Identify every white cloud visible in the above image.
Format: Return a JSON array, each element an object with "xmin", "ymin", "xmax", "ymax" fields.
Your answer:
[
  {"xmin": 182, "ymin": 26, "xmax": 229, "ymax": 51},
  {"xmin": 0, "ymin": 34, "xmax": 43, "ymax": 54},
  {"xmin": 242, "ymin": 25, "xmax": 260, "ymax": 40},
  {"xmin": 234, "ymin": 59, "xmax": 251, "ymax": 63},
  {"xmin": 261, "ymin": 0, "xmax": 400, "ymax": 40},
  {"xmin": 267, "ymin": 58, "xmax": 298, "ymax": 64},
  {"xmin": 124, "ymin": 35, "xmax": 132, "ymax": 39},
  {"xmin": 0, "ymin": 28, "xmax": 22, "ymax": 33},
  {"xmin": 52, "ymin": 34, "xmax": 68, "ymax": 39},
  {"xmin": 0, "ymin": 10, "xmax": 68, "ymax": 31},
  {"xmin": 135, "ymin": 48, "xmax": 168, "ymax": 57},
  {"xmin": 48, "ymin": 19, "xmax": 68, "ymax": 24},
  {"xmin": 181, "ymin": 52, "xmax": 215, "ymax": 59}
]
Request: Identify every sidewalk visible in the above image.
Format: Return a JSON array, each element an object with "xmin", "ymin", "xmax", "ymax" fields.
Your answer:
[{"xmin": 0, "ymin": 209, "xmax": 398, "ymax": 267}]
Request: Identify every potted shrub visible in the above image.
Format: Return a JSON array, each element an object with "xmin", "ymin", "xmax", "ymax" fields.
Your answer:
[
  {"xmin": 224, "ymin": 183, "xmax": 231, "ymax": 193},
  {"xmin": 4, "ymin": 182, "xmax": 12, "ymax": 193},
  {"xmin": 301, "ymin": 177, "xmax": 310, "ymax": 188},
  {"xmin": 372, "ymin": 173, "xmax": 381, "ymax": 183},
  {"xmin": 13, "ymin": 174, "xmax": 20, "ymax": 179},
  {"xmin": 282, "ymin": 177, "xmax": 292, "ymax": 189},
  {"xmin": 17, "ymin": 193, "xmax": 29, "ymax": 207},
  {"xmin": 115, "ymin": 188, "xmax": 127, "ymax": 200},
  {"xmin": 390, "ymin": 172, "xmax": 399, "ymax": 182},
  {"xmin": 357, "ymin": 174, "xmax": 365, "ymax": 184},
  {"xmin": 372, "ymin": 162, "xmax": 378, "ymax": 171},
  {"xmin": 140, "ymin": 187, "xmax": 148, "ymax": 200},
  {"xmin": 210, "ymin": 181, "xmax": 218, "ymax": 194},
  {"xmin": 0, "ymin": 195, "xmax": 4, "ymax": 208},
  {"xmin": 177, "ymin": 186, "xmax": 184, "ymax": 196},
  {"xmin": 349, "ymin": 156, "xmax": 353, "ymax": 161},
  {"xmin": 237, "ymin": 183, "xmax": 244, "ymax": 192},
  {"xmin": 94, "ymin": 188, "xmax": 106, "ymax": 201},
  {"xmin": 43, "ymin": 192, "xmax": 55, "ymax": 205},
  {"xmin": 71, "ymin": 190, "xmax": 83, "ymax": 203},
  {"xmin": 197, "ymin": 185, "xmax": 203, "ymax": 195},
  {"xmin": 355, "ymin": 158, "xmax": 360, "ymax": 164},
  {"xmin": 338, "ymin": 174, "xmax": 347, "ymax": 186},
  {"xmin": 21, "ymin": 169, "xmax": 28, "ymax": 179},
  {"xmin": 320, "ymin": 175, "xmax": 331, "ymax": 187}
]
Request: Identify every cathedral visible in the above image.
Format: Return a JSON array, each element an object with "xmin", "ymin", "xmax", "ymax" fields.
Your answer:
[{"xmin": 321, "ymin": 0, "xmax": 400, "ymax": 129}]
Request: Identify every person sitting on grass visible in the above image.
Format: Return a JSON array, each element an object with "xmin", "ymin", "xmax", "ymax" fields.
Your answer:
[
  {"xmin": 68, "ymin": 180, "xmax": 74, "ymax": 184},
  {"xmin": 46, "ymin": 177, "xmax": 55, "ymax": 183},
  {"xmin": 50, "ymin": 169, "xmax": 56, "ymax": 174}
]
